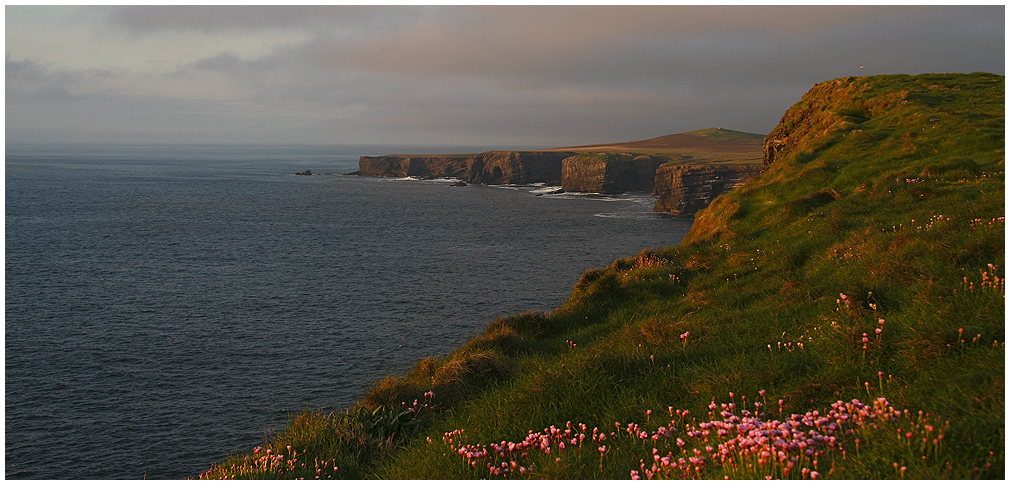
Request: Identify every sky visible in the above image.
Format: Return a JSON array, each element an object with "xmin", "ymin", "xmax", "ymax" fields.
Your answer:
[{"xmin": 5, "ymin": 5, "xmax": 1005, "ymax": 148}]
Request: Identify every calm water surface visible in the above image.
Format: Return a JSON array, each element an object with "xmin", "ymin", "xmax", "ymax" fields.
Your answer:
[{"xmin": 5, "ymin": 144, "xmax": 692, "ymax": 479}]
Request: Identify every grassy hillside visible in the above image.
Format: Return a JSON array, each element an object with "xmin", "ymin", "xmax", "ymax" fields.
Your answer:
[
  {"xmin": 548, "ymin": 127, "xmax": 764, "ymax": 164},
  {"xmin": 200, "ymin": 73, "xmax": 1004, "ymax": 480}
]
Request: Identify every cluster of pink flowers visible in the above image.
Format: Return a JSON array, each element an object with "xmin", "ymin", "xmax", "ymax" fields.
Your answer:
[
  {"xmin": 633, "ymin": 397, "xmax": 900, "ymax": 480},
  {"xmin": 768, "ymin": 331, "xmax": 815, "ymax": 353},
  {"xmin": 957, "ymin": 264, "xmax": 1005, "ymax": 296},
  {"xmin": 439, "ymin": 395, "xmax": 904, "ymax": 480},
  {"xmin": 976, "ymin": 264, "xmax": 1004, "ymax": 293},
  {"xmin": 768, "ymin": 341, "xmax": 804, "ymax": 352},
  {"xmin": 916, "ymin": 214, "xmax": 950, "ymax": 231},
  {"xmin": 403, "ymin": 390, "xmax": 436, "ymax": 413},
  {"xmin": 836, "ymin": 292, "xmax": 855, "ymax": 309},
  {"xmin": 968, "ymin": 216, "xmax": 1004, "ymax": 230},
  {"xmin": 443, "ymin": 421, "xmax": 612, "ymax": 477}
]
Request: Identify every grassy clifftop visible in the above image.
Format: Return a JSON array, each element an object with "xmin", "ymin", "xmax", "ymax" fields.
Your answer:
[
  {"xmin": 552, "ymin": 127, "xmax": 764, "ymax": 163},
  {"xmin": 201, "ymin": 73, "xmax": 1004, "ymax": 480}
]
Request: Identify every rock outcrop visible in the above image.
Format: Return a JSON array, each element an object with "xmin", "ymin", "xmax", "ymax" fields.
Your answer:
[
  {"xmin": 357, "ymin": 154, "xmax": 475, "ymax": 179},
  {"xmin": 561, "ymin": 153, "xmax": 670, "ymax": 194},
  {"xmin": 357, "ymin": 151, "xmax": 575, "ymax": 185},
  {"xmin": 652, "ymin": 163, "xmax": 764, "ymax": 216},
  {"xmin": 358, "ymin": 151, "xmax": 672, "ymax": 194},
  {"xmin": 471, "ymin": 151, "xmax": 571, "ymax": 185}
]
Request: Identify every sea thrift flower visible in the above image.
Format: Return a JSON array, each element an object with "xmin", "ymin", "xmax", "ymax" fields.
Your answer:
[{"xmin": 439, "ymin": 396, "xmax": 929, "ymax": 481}]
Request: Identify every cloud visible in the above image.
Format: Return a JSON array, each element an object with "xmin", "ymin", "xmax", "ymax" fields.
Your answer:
[
  {"xmin": 5, "ymin": 53, "xmax": 118, "ymax": 100},
  {"xmin": 92, "ymin": 5, "xmax": 429, "ymax": 35},
  {"xmin": 6, "ymin": 5, "xmax": 1005, "ymax": 145},
  {"xmin": 179, "ymin": 5, "xmax": 1002, "ymax": 96}
]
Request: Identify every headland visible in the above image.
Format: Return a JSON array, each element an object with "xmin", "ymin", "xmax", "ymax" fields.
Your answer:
[{"xmin": 354, "ymin": 127, "xmax": 765, "ymax": 216}]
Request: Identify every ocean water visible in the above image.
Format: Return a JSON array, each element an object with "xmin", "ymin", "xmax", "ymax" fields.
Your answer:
[{"xmin": 5, "ymin": 143, "xmax": 693, "ymax": 479}]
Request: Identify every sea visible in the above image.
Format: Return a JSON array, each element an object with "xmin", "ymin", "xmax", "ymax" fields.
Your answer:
[{"xmin": 4, "ymin": 143, "xmax": 693, "ymax": 479}]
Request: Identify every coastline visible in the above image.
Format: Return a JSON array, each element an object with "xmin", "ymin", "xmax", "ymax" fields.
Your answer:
[{"xmin": 200, "ymin": 73, "xmax": 1005, "ymax": 480}]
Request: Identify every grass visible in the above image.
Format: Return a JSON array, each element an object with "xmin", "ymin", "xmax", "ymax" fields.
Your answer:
[{"xmin": 200, "ymin": 72, "xmax": 1003, "ymax": 480}]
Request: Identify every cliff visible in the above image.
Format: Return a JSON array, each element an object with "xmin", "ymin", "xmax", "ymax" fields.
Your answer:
[
  {"xmin": 651, "ymin": 163, "xmax": 763, "ymax": 216},
  {"xmin": 357, "ymin": 154, "xmax": 475, "ymax": 179},
  {"xmin": 357, "ymin": 151, "xmax": 671, "ymax": 194},
  {"xmin": 356, "ymin": 151, "xmax": 575, "ymax": 185},
  {"xmin": 356, "ymin": 128, "xmax": 765, "ymax": 210},
  {"xmin": 560, "ymin": 153, "xmax": 669, "ymax": 194}
]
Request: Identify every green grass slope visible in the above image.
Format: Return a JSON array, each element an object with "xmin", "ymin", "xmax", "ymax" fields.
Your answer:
[
  {"xmin": 551, "ymin": 127, "xmax": 764, "ymax": 164},
  {"xmin": 200, "ymin": 73, "xmax": 1004, "ymax": 480}
]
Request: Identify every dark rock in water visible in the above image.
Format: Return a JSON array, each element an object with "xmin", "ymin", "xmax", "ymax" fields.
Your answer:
[
  {"xmin": 295, "ymin": 170, "xmax": 312, "ymax": 176},
  {"xmin": 451, "ymin": 181, "xmax": 468, "ymax": 187}
]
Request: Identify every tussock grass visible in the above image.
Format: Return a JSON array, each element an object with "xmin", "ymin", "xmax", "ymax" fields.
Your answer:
[{"xmin": 201, "ymin": 73, "xmax": 1003, "ymax": 480}]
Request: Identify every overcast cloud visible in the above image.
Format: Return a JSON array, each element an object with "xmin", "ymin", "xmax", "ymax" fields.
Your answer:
[{"xmin": 5, "ymin": 5, "xmax": 1004, "ymax": 147}]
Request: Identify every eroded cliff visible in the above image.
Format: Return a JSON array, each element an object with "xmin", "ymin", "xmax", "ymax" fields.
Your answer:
[
  {"xmin": 561, "ymin": 153, "xmax": 670, "ymax": 194},
  {"xmin": 651, "ymin": 163, "xmax": 763, "ymax": 216},
  {"xmin": 356, "ymin": 128, "xmax": 765, "ymax": 213},
  {"xmin": 356, "ymin": 151, "xmax": 575, "ymax": 185}
]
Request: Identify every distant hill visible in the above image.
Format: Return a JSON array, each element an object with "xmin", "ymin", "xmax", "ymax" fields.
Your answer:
[{"xmin": 553, "ymin": 127, "xmax": 765, "ymax": 156}]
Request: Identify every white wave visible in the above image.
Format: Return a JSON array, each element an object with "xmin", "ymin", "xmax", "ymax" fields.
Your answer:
[
  {"xmin": 529, "ymin": 185, "xmax": 564, "ymax": 195},
  {"xmin": 594, "ymin": 211, "xmax": 667, "ymax": 220}
]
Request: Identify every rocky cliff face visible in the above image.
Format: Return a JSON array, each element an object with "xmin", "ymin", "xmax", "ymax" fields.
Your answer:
[
  {"xmin": 652, "ymin": 163, "xmax": 763, "ymax": 216},
  {"xmin": 357, "ymin": 131, "xmax": 764, "ymax": 216},
  {"xmin": 357, "ymin": 154, "xmax": 476, "ymax": 179},
  {"xmin": 471, "ymin": 151, "xmax": 571, "ymax": 185},
  {"xmin": 359, "ymin": 150, "xmax": 674, "ymax": 194},
  {"xmin": 561, "ymin": 154, "xmax": 669, "ymax": 194},
  {"xmin": 357, "ymin": 151, "xmax": 574, "ymax": 185}
]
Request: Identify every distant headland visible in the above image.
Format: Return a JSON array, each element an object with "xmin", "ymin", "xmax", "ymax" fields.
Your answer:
[{"xmin": 352, "ymin": 128, "xmax": 765, "ymax": 217}]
